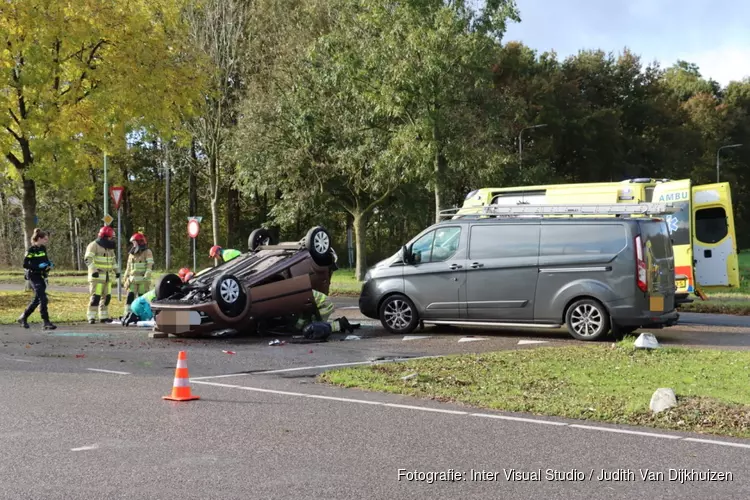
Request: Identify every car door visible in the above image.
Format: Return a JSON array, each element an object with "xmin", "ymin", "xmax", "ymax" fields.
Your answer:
[
  {"xmin": 403, "ymin": 226, "xmax": 466, "ymax": 320},
  {"xmin": 465, "ymin": 223, "xmax": 540, "ymax": 321}
]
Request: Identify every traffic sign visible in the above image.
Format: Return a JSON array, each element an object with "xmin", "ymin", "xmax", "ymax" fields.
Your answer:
[
  {"xmin": 187, "ymin": 216, "xmax": 203, "ymax": 223},
  {"xmin": 187, "ymin": 219, "xmax": 200, "ymax": 239},
  {"xmin": 103, "ymin": 214, "xmax": 114, "ymax": 225},
  {"xmin": 110, "ymin": 186, "xmax": 125, "ymax": 211}
]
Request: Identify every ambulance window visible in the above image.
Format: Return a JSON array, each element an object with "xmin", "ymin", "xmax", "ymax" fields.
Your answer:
[
  {"xmin": 645, "ymin": 187, "xmax": 654, "ymax": 202},
  {"xmin": 695, "ymin": 207, "xmax": 728, "ymax": 244}
]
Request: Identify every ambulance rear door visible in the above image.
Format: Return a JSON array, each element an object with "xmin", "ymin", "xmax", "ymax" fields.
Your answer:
[
  {"xmin": 691, "ymin": 182, "xmax": 739, "ymax": 289},
  {"xmin": 652, "ymin": 179, "xmax": 693, "ymax": 294}
]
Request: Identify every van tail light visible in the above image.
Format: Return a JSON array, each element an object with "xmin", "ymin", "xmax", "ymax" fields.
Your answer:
[{"xmin": 635, "ymin": 235, "xmax": 647, "ymax": 293}]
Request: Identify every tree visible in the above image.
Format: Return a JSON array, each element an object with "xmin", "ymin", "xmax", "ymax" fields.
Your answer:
[
  {"xmin": 1, "ymin": 0, "xmax": 203, "ymax": 245},
  {"xmin": 183, "ymin": 0, "xmax": 249, "ymax": 248}
]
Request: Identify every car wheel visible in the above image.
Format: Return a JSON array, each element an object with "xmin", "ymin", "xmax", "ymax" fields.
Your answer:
[
  {"xmin": 565, "ymin": 298, "xmax": 610, "ymax": 341},
  {"xmin": 248, "ymin": 228, "xmax": 274, "ymax": 251},
  {"xmin": 305, "ymin": 226, "xmax": 334, "ymax": 266},
  {"xmin": 211, "ymin": 274, "xmax": 247, "ymax": 318},
  {"xmin": 155, "ymin": 273, "xmax": 182, "ymax": 300},
  {"xmin": 379, "ymin": 294, "xmax": 419, "ymax": 334}
]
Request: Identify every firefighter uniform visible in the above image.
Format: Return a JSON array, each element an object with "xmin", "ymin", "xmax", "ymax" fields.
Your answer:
[
  {"xmin": 123, "ymin": 234, "xmax": 154, "ymax": 317},
  {"xmin": 84, "ymin": 229, "xmax": 119, "ymax": 323}
]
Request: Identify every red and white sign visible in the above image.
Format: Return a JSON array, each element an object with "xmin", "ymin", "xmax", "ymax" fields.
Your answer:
[
  {"xmin": 187, "ymin": 218, "xmax": 200, "ymax": 239},
  {"xmin": 110, "ymin": 186, "xmax": 125, "ymax": 211}
]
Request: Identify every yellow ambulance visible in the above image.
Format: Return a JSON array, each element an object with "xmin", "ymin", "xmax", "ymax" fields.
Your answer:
[{"xmin": 457, "ymin": 178, "xmax": 739, "ymax": 304}]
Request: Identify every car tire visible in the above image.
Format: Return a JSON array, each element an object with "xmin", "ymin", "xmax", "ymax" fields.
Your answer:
[
  {"xmin": 305, "ymin": 226, "xmax": 334, "ymax": 266},
  {"xmin": 248, "ymin": 228, "xmax": 274, "ymax": 251},
  {"xmin": 211, "ymin": 274, "xmax": 247, "ymax": 318},
  {"xmin": 379, "ymin": 294, "xmax": 419, "ymax": 334},
  {"xmin": 155, "ymin": 273, "xmax": 182, "ymax": 301},
  {"xmin": 565, "ymin": 298, "xmax": 610, "ymax": 341}
]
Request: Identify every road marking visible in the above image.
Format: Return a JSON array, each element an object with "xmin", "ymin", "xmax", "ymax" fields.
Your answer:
[
  {"xmin": 5, "ymin": 358, "xmax": 33, "ymax": 363},
  {"xmin": 682, "ymin": 438, "xmax": 750, "ymax": 449},
  {"xmin": 71, "ymin": 444, "xmax": 99, "ymax": 451},
  {"xmin": 190, "ymin": 373, "xmax": 257, "ymax": 381},
  {"xmin": 569, "ymin": 424, "xmax": 681, "ymax": 439},
  {"xmin": 458, "ymin": 337, "xmax": 487, "ymax": 343},
  {"xmin": 471, "ymin": 413, "xmax": 567, "ymax": 426},
  {"xmin": 517, "ymin": 340, "xmax": 548, "ymax": 345},
  {"xmin": 254, "ymin": 361, "xmax": 376, "ymax": 375},
  {"xmin": 189, "ymin": 380, "xmax": 750, "ymax": 450},
  {"xmin": 86, "ymin": 368, "xmax": 131, "ymax": 375},
  {"xmin": 339, "ymin": 306, "xmax": 359, "ymax": 310},
  {"xmin": 403, "ymin": 335, "xmax": 431, "ymax": 341}
]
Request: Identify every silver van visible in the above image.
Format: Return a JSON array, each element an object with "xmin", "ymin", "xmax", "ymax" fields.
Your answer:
[{"xmin": 358, "ymin": 215, "xmax": 679, "ymax": 340}]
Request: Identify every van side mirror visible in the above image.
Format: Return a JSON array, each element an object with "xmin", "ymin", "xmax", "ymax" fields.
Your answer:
[{"xmin": 401, "ymin": 245, "xmax": 411, "ymax": 264}]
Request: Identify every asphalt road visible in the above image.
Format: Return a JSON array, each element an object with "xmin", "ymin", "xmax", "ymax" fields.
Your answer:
[{"xmin": 3, "ymin": 302, "xmax": 750, "ymax": 499}]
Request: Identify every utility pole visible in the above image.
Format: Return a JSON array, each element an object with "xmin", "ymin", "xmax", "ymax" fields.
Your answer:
[
  {"xmin": 716, "ymin": 144, "xmax": 742, "ymax": 183},
  {"xmin": 519, "ymin": 124, "xmax": 548, "ymax": 170}
]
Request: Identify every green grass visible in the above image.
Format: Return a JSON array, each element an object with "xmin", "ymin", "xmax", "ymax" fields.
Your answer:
[
  {"xmin": 320, "ymin": 340, "xmax": 750, "ymax": 438},
  {"xmin": 0, "ymin": 291, "xmax": 126, "ymax": 325}
]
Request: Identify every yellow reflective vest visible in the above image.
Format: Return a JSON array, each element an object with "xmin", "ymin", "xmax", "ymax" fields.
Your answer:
[
  {"xmin": 124, "ymin": 249, "xmax": 154, "ymax": 284},
  {"xmin": 84, "ymin": 241, "xmax": 118, "ymax": 279}
]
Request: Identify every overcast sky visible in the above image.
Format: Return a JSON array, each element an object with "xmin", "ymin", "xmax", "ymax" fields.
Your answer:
[{"xmin": 500, "ymin": 0, "xmax": 750, "ymax": 86}]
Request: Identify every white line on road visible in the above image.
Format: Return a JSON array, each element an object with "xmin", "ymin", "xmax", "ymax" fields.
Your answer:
[
  {"xmin": 682, "ymin": 438, "xmax": 750, "ymax": 449},
  {"xmin": 339, "ymin": 306, "xmax": 359, "ymax": 310},
  {"xmin": 568, "ymin": 424, "xmax": 682, "ymax": 439},
  {"xmin": 471, "ymin": 413, "xmax": 567, "ymax": 426},
  {"xmin": 190, "ymin": 379, "xmax": 750, "ymax": 450},
  {"xmin": 71, "ymin": 444, "xmax": 99, "ymax": 451},
  {"xmin": 86, "ymin": 368, "xmax": 131, "ymax": 375},
  {"xmin": 5, "ymin": 358, "xmax": 33, "ymax": 363}
]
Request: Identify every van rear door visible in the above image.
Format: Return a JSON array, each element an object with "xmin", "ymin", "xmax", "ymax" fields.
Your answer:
[
  {"xmin": 691, "ymin": 182, "xmax": 740, "ymax": 289},
  {"xmin": 638, "ymin": 219, "xmax": 676, "ymax": 313}
]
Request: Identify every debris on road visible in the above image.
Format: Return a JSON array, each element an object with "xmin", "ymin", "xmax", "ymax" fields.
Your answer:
[
  {"xmin": 222, "ymin": 350, "xmax": 236, "ymax": 355},
  {"xmin": 75, "ymin": 354, "xmax": 85, "ymax": 358},
  {"xmin": 343, "ymin": 335, "xmax": 361, "ymax": 341},
  {"xmin": 650, "ymin": 388, "xmax": 677, "ymax": 413},
  {"xmin": 635, "ymin": 333, "xmax": 660, "ymax": 349},
  {"xmin": 268, "ymin": 339, "xmax": 286, "ymax": 346}
]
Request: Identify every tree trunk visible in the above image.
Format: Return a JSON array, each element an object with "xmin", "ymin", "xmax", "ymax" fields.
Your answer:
[
  {"xmin": 353, "ymin": 211, "xmax": 367, "ymax": 281},
  {"xmin": 0, "ymin": 191, "xmax": 10, "ymax": 267},
  {"xmin": 209, "ymin": 155, "xmax": 220, "ymax": 248},
  {"xmin": 226, "ymin": 185, "xmax": 239, "ymax": 248},
  {"xmin": 432, "ymin": 123, "xmax": 446, "ymax": 224},
  {"xmin": 68, "ymin": 205, "xmax": 76, "ymax": 269},
  {"xmin": 21, "ymin": 175, "xmax": 37, "ymax": 247},
  {"xmin": 189, "ymin": 140, "xmax": 199, "ymax": 217}
]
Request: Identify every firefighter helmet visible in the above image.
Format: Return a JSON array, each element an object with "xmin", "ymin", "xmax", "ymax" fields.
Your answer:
[
  {"xmin": 178, "ymin": 267, "xmax": 191, "ymax": 280},
  {"xmin": 209, "ymin": 245, "xmax": 223, "ymax": 259},
  {"xmin": 98, "ymin": 226, "xmax": 114, "ymax": 239},
  {"xmin": 130, "ymin": 232, "xmax": 147, "ymax": 245}
]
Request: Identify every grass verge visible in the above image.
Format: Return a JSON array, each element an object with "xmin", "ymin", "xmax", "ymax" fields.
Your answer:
[
  {"xmin": 320, "ymin": 340, "xmax": 750, "ymax": 438},
  {"xmin": 0, "ymin": 291, "xmax": 126, "ymax": 325}
]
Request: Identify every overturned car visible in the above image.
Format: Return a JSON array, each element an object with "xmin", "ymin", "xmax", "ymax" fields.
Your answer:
[{"xmin": 151, "ymin": 226, "xmax": 337, "ymax": 337}]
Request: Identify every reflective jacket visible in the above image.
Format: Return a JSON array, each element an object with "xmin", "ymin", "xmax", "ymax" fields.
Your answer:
[
  {"xmin": 124, "ymin": 248, "xmax": 154, "ymax": 284},
  {"xmin": 23, "ymin": 245, "xmax": 52, "ymax": 278},
  {"xmin": 223, "ymin": 249, "xmax": 241, "ymax": 262},
  {"xmin": 84, "ymin": 240, "xmax": 118, "ymax": 279},
  {"xmin": 313, "ymin": 290, "xmax": 334, "ymax": 318}
]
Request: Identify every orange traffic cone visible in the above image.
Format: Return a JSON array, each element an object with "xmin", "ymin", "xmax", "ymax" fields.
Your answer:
[{"xmin": 163, "ymin": 351, "xmax": 200, "ymax": 402}]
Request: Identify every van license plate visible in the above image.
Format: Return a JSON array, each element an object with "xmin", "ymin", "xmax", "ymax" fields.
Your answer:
[
  {"xmin": 676, "ymin": 279, "xmax": 687, "ymax": 289},
  {"xmin": 650, "ymin": 296, "xmax": 665, "ymax": 312}
]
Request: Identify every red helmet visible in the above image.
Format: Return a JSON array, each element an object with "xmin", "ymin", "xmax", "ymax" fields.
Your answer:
[
  {"xmin": 98, "ymin": 226, "xmax": 114, "ymax": 239},
  {"xmin": 130, "ymin": 232, "xmax": 147, "ymax": 245},
  {"xmin": 209, "ymin": 245, "xmax": 222, "ymax": 259},
  {"xmin": 184, "ymin": 271, "xmax": 195, "ymax": 282},
  {"xmin": 178, "ymin": 267, "xmax": 191, "ymax": 279}
]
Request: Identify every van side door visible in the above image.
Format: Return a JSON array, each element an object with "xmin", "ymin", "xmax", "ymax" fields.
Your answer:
[
  {"xmin": 465, "ymin": 223, "xmax": 540, "ymax": 321},
  {"xmin": 692, "ymin": 182, "xmax": 740, "ymax": 289},
  {"xmin": 403, "ymin": 226, "xmax": 466, "ymax": 320}
]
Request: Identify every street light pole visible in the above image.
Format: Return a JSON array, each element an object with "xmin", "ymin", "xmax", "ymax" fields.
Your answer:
[
  {"xmin": 519, "ymin": 124, "xmax": 548, "ymax": 170},
  {"xmin": 716, "ymin": 144, "xmax": 742, "ymax": 183}
]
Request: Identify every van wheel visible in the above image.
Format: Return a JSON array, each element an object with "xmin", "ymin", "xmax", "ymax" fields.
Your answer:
[
  {"xmin": 565, "ymin": 299, "xmax": 610, "ymax": 341},
  {"xmin": 379, "ymin": 294, "xmax": 419, "ymax": 334}
]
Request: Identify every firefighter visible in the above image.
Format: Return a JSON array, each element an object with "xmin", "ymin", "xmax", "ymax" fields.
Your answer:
[
  {"xmin": 122, "ymin": 268, "xmax": 193, "ymax": 326},
  {"xmin": 209, "ymin": 245, "xmax": 241, "ymax": 265},
  {"xmin": 122, "ymin": 232, "xmax": 154, "ymax": 318},
  {"xmin": 18, "ymin": 228, "xmax": 57, "ymax": 330},
  {"xmin": 84, "ymin": 226, "xmax": 120, "ymax": 324},
  {"xmin": 293, "ymin": 289, "xmax": 359, "ymax": 339}
]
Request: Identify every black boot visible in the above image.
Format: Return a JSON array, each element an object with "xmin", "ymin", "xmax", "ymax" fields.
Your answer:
[
  {"xmin": 17, "ymin": 315, "xmax": 29, "ymax": 329},
  {"xmin": 100, "ymin": 318, "xmax": 113, "ymax": 324},
  {"xmin": 43, "ymin": 320, "xmax": 57, "ymax": 330},
  {"xmin": 88, "ymin": 319, "xmax": 96, "ymax": 325},
  {"xmin": 337, "ymin": 317, "xmax": 360, "ymax": 333}
]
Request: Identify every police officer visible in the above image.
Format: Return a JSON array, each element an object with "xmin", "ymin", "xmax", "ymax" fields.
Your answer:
[
  {"xmin": 122, "ymin": 232, "xmax": 154, "ymax": 318},
  {"xmin": 84, "ymin": 226, "xmax": 120, "ymax": 324},
  {"xmin": 18, "ymin": 228, "xmax": 57, "ymax": 330},
  {"xmin": 209, "ymin": 245, "xmax": 241, "ymax": 264}
]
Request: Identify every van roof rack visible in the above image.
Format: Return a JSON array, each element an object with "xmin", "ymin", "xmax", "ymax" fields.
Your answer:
[{"xmin": 439, "ymin": 202, "xmax": 680, "ymax": 219}]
